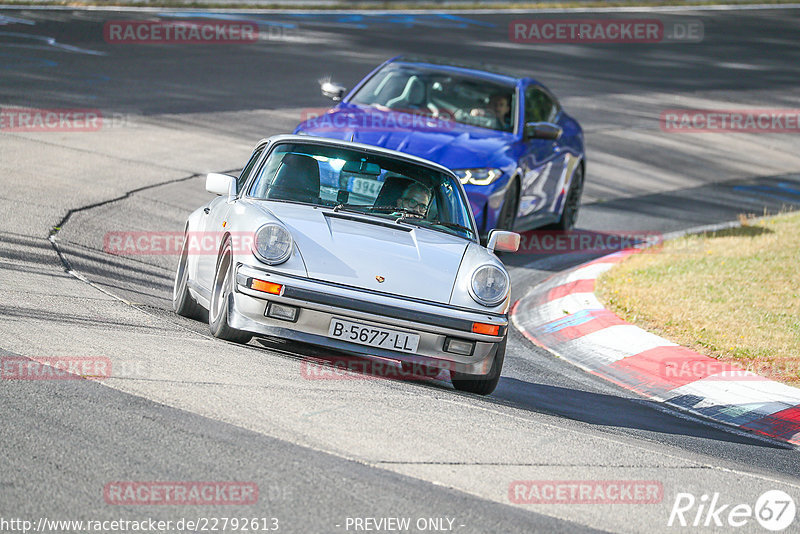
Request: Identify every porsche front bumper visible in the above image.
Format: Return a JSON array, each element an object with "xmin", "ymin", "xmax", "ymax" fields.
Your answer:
[{"xmin": 229, "ymin": 263, "xmax": 508, "ymax": 375}]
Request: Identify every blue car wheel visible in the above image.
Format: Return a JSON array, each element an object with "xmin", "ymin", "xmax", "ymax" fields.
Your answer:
[
  {"xmin": 546, "ymin": 164, "xmax": 584, "ymax": 231},
  {"xmin": 496, "ymin": 179, "xmax": 519, "ymax": 232}
]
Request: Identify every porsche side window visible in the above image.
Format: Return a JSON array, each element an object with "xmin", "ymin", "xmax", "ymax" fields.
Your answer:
[{"xmin": 237, "ymin": 145, "xmax": 265, "ymax": 193}]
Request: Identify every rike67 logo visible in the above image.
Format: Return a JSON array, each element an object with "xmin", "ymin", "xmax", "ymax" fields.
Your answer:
[{"xmin": 668, "ymin": 490, "xmax": 796, "ymax": 531}]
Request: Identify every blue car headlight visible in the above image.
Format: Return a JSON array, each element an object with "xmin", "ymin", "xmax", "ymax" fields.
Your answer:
[{"xmin": 453, "ymin": 168, "xmax": 503, "ymax": 186}]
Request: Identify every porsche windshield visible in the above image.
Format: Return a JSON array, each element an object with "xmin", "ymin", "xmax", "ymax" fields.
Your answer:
[
  {"xmin": 248, "ymin": 142, "xmax": 476, "ymax": 240},
  {"xmin": 349, "ymin": 63, "xmax": 517, "ymax": 133}
]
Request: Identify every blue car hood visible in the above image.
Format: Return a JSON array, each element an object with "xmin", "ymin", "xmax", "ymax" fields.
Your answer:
[{"xmin": 296, "ymin": 106, "xmax": 515, "ymax": 169}]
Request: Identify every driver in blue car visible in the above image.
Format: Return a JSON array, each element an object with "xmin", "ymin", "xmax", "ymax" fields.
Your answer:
[{"xmin": 471, "ymin": 92, "xmax": 512, "ymax": 131}]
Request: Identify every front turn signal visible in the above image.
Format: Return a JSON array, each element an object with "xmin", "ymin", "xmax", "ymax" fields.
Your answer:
[{"xmin": 472, "ymin": 322, "xmax": 500, "ymax": 336}]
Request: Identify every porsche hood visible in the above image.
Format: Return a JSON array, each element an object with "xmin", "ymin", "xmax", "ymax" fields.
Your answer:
[{"xmin": 245, "ymin": 201, "xmax": 469, "ymax": 304}]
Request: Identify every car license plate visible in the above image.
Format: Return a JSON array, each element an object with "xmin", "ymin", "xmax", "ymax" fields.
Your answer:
[
  {"xmin": 349, "ymin": 177, "xmax": 382, "ymax": 197},
  {"xmin": 328, "ymin": 318, "xmax": 420, "ymax": 353}
]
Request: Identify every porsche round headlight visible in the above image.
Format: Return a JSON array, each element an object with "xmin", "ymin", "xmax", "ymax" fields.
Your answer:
[
  {"xmin": 469, "ymin": 265, "xmax": 509, "ymax": 307},
  {"xmin": 253, "ymin": 223, "xmax": 293, "ymax": 265}
]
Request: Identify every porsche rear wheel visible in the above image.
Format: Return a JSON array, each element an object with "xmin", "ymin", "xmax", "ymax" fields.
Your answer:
[
  {"xmin": 450, "ymin": 337, "xmax": 506, "ymax": 395},
  {"xmin": 209, "ymin": 239, "xmax": 252, "ymax": 344},
  {"xmin": 173, "ymin": 237, "xmax": 206, "ymax": 321}
]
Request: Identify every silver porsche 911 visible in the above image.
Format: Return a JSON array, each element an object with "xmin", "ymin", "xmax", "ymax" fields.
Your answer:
[{"xmin": 173, "ymin": 135, "xmax": 519, "ymax": 394}]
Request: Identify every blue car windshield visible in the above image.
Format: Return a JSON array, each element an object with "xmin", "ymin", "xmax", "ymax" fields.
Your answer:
[
  {"xmin": 248, "ymin": 142, "xmax": 477, "ymax": 240},
  {"xmin": 349, "ymin": 63, "xmax": 517, "ymax": 133}
]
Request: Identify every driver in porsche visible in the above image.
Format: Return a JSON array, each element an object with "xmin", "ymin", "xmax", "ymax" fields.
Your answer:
[{"xmin": 396, "ymin": 182, "xmax": 432, "ymax": 218}]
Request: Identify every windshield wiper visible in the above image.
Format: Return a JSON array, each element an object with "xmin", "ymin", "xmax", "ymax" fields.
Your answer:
[
  {"xmin": 371, "ymin": 208, "xmax": 476, "ymax": 236},
  {"xmin": 370, "ymin": 205, "xmax": 414, "ymax": 213},
  {"xmin": 368, "ymin": 205, "xmax": 424, "ymax": 223},
  {"xmin": 360, "ymin": 206, "xmax": 474, "ymax": 236},
  {"xmin": 330, "ymin": 204, "xmax": 416, "ymax": 225},
  {"xmin": 331, "ymin": 203, "xmax": 370, "ymax": 215},
  {"xmin": 330, "ymin": 203, "xmax": 417, "ymax": 223}
]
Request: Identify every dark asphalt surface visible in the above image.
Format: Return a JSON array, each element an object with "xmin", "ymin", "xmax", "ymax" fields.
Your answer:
[
  {"xmin": 2, "ymin": 7, "xmax": 800, "ymax": 534},
  {"xmin": 1, "ymin": 348, "xmax": 593, "ymax": 534}
]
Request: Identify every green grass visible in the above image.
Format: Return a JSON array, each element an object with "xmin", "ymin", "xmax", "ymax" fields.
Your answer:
[{"xmin": 596, "ymin": 211, "xmax": 800, "ymax": 385}]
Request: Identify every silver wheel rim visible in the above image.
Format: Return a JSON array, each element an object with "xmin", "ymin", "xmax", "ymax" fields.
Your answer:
[
  {"xmin": 210, "ymin": 250, "xmax": 231, "ymax": 324},
  {"xmin": 173, "ymin": 245, "xmax": 188, "ymax": 302}
]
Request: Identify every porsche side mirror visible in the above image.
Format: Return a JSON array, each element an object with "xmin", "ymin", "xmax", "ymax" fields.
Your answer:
[
  {"xmin": 524, "ymin": 122, "xmax": 563, "ymax": 141},
  {"xmin": 487, "ymin": 230, "xmax": 520, "ymax": 253},
  {"xmin": 321, "ymin": 81, "xmax": 347, "ymax": 101},
  {"xmin": 206, "ymin": 172, "xmax": 236, "ymax": 198}
]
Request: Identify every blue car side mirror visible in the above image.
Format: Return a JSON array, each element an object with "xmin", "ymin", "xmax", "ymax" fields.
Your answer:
[{"xmin": 524, "ymin": 122, "xmax": 563, "ymax": 141}]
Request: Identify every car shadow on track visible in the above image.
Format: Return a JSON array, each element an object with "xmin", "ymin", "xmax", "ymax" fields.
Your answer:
[
  {"xmin": 158, "ymin": 312, "xmax": 798, "ymax": 459},
  {"xmin": 490, "ymin": 376, "xmax": 792, "ymax": 449},
  {"xmin": 258, "ymin": 334, "xmax": 789, "ymax": 449},
  {"xmin": 257, "ymin": 332, "xmax": 793, "ymax": 450},
  {"xmin": 254, "ymin": 337, "xmax": 455, "ymax": 388}
]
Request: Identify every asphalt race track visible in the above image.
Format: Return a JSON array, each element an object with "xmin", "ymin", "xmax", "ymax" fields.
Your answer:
[{"xmin": 2, "ymin": 6, "xmax": 800, "ymax": 533}]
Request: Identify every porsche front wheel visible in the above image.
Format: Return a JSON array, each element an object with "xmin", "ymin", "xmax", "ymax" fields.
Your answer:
[
  {"xmin": 173, "ymin": 236, "xmax": 206, "ymax": 321},
  {"xmin": 450, "ymin": 337, "xmax": 506, "ymax": 395},
  {"xmin": 209, "ymin": 239, "xmax": 252, "ymax": 344}
]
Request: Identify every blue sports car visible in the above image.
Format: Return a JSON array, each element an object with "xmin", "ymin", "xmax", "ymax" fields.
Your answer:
[{"xmin": 294, "ymin": 56, "xmax": 586, "ymax": 239}]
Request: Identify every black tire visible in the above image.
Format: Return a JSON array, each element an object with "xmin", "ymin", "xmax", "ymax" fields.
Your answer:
[
  {"xmin": 450, "ymin": 337, "xmax": 506, "ymax": 395},
  {"xmin": 546, "ymin": 164, "xmax": 584, "ymax": 231},
  {"xmin": 488, "ymin": 181, "xmax": 519, "ymax": 252},
  {"xmin": 173, "ymin": 236, "xmax": 206, "ymax": 321},
  {"xmin": 496, "ymin": 180, "xmax": 519, "ymax": 233},
  {"xmin": 209, "ymin": 239, "xmax": 252, "ymax": 344}
]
